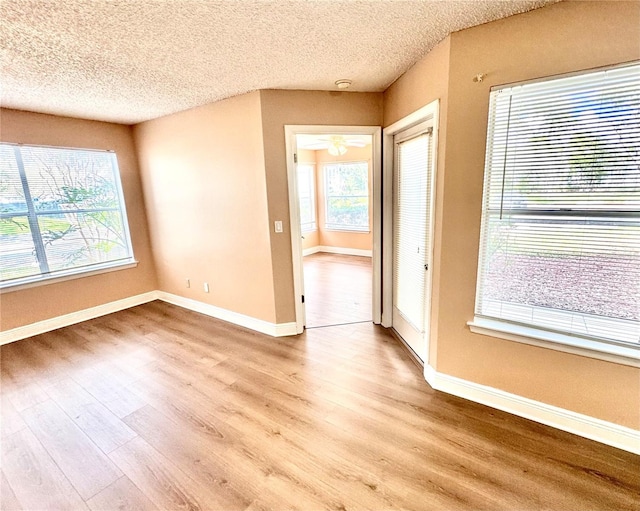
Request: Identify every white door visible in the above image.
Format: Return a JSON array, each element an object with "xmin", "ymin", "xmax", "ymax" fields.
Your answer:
[{"xmin": 392, "ymin": 122, "xmax": 434, "ymax": 360}]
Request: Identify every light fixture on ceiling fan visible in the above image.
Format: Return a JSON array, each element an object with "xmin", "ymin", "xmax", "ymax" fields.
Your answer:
[
  {"xmin": 327, "ymin": 136, "xmax": 348, "ymax": 156},
  {"xmin": 296, "ymin": 134, "xmax": 369, "ymax": 152}
]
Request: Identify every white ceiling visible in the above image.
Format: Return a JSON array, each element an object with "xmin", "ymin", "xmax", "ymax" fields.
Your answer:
[{"xmin": 0, "ymin": 0, "xmax": 559, "ymax": 125}]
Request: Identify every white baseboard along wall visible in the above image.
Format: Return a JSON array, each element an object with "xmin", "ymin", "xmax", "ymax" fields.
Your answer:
[
  {"xmin": 424, "ymin": 365, "xmax": 640, "ymax": 455},
  {"xmin": 303, "ymin": 246, "xmax": 372, "ymax": 257}
]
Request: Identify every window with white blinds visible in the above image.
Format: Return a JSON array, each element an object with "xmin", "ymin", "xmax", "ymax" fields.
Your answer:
[
  {"xmin": 393, "ymin": 131, "xmax": 433, "ymax": 332},
  {"xmin": 0, "ymin": 143, "xmax": 135, "ymax": 288},
  {"xmin": 296, "ymin": 164, "xmax": 316, "ymax": 232},
  {"xmin": 324, "ymin": 162, "xmax": 369, "ymax": 231},
  {"xmin": 475, "ymin": 62, "xmax": 640, "ymax": 350}
]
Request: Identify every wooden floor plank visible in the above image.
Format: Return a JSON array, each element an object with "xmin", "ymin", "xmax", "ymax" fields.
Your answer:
[
  {"xmin": 0, "ymin": 394, "xmax": 27, "ymax": 438},
  {"xmin": 0, "ymin": 470, "xmax": 22, "ymax": 511},
  {"xmin": 45, "ymin": 378, "xmax": 138, "ymax": 453},
  {"xmin": 1, "ymin": 429, "xmax": 87, "ymax": 510},
  {"xmin": 108, "ymin": 436, "xmax": 242, "ymax": 511},
  {"xmin": 20, "ymin": 399, "xmax": 122, "ymax": 500},
  {"xmin": 122, "ymin": 404, "xmax": 255, "ymax": 509},
  {"xmin": 86, "ymin": 476, "xmax": 157, "ymax": 511},
  {"xmin": 71, "ymin": 365, "xmax": 147, "ymax": 419},
  {"xmin": 4, "ymin": 381, "xmax": 49, "ymax": 413}
]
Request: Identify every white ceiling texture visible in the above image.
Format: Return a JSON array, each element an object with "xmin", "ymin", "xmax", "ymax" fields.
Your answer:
[{"xmin": 0, "ymin": 0, "xmax": 559, "ymax": 125}]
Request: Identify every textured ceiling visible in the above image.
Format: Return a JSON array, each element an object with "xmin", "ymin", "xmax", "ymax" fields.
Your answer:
[{"xmin": 0, "ymin": 0, "xmax": 559, "ymax": 125}]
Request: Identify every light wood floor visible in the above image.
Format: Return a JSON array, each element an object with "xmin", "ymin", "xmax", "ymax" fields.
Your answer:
[
  {"xmin": 303, "ymin": 253, "xmax": 372, "ymax": 328},
  {"xmin": 1, "ymin": 301, "xmax": 638, "ymax": 510}
]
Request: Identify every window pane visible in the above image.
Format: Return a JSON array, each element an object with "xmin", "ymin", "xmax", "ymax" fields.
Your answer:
[
  {"xmin": 326, "ymin": 164, "xmax": 368, "ymax": 196},
  {"xmin": 326, "ymin": 197, "xmax": 368, "ymax": 228},
  {"xmin": 20, "ymin": 146, "xmax": 120, "ymax": 211},
  {"xmin": 0, "ymin": 145, "xmax": 28, "ymax": 214},
  {"xmin": 38, "ymin": 211, "xmax": 129, "ymax": 272},
  {"xmin": 0, "ymin": 216, "xmax": 40, "ymax": 281},
  {"xmin": 324, "ymin": 162, "xmax": 369, "ymax": 230},
  {"xmin": 482, "ymin": 217, "xmax": 639, "ymax": 322},
  {"xmin": 297, "ymin": 164, "xmax": 316, "ymax": 232},
  {"xmin": 297, "ymin": 169, "xmax": 310, "ymax": 198},
  {"xmin": 299, "ymin": 197, "xmax": 313, "ymax": 225}
]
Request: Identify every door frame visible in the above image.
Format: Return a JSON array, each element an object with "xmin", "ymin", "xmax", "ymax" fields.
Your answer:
[
  {"xmin": 285, "ymin": 125, "xmax": 382, "ymax": 334},
  {"xmin": 382, "ymin": 100, "xmax": 439, "ymax": 362}
]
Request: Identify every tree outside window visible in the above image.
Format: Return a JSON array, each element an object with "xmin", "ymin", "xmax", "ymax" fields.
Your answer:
[
  {"xmin": 0, "ymin": 144, "xmax": 134, "ymax": 286},
  {"xmin": 324, "ymin": 162, "xmax": 369, "ymax": 231}
]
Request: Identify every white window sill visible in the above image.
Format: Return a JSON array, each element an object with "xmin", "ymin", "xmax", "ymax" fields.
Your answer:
[
  {"xmin": 467, "ymin": 317, "xmax": 640, "ymax": 368},
  {"xmin": 324, "ymin": 227, "xmax": 371, "ymax": 233},
  {"xmin": 0, "ymin": 260, "xmax": 139, "ymax": 294}
]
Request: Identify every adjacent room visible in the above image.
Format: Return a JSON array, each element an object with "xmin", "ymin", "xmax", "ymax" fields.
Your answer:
[
  {"xmin": 1, "ymin": 1, "xmax": 638, "ymax": 510},
  {"xmin": 296, "ymin": 133, "xmax": 374, "ymax": 328}
]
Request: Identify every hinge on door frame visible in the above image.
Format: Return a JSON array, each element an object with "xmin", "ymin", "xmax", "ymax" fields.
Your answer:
[
  {"xmin": 294, "ymin": 153, "xmax": 298, "ymax": 163},
  {"xmin": 301, "ymin": 295, "xmax": 305, "ymax": 303}
]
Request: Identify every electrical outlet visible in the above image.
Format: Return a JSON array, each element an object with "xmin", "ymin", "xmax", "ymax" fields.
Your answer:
[
  {"xmin": 274, "ymin": 220, "xmax": 283, "ymax": 233},
  {"xmin": 204, "ymin": 282, "xmax": 209, "ymax": 293}
]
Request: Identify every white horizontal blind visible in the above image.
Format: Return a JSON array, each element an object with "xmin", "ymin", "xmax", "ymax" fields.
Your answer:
[
  {"xmin": 296, "ymin": 164, "xmax": 316, "ymax": 232},
  {"xmin": 476, "ymin": 62, "xmax": 640, "ymax": 346},
  {"xmin": 0, "ymin": 144, "xmax": 134, "ymax": 286},
  {"xmin": 393, "ymin": 132, "xmax": 433, "ymax": 331}
]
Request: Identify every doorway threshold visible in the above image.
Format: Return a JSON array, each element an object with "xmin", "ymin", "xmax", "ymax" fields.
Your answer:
[{"xmin": 305, "ymin": 320, "xmax": 372, "ymax": 330}]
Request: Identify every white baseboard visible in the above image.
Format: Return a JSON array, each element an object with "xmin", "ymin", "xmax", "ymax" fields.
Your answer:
[
  {"xmin": 156, "ymin": 292, "xmax": 297, "ymax": 337},
  {"xmin": 0, "ymin": 291, "xmax": 159, "ymax": 346},
  {"xmin": 302, "ymin": 246, "xmax": 321, "ymax": 256},
  {"xmin": 1, "ymin": 290, "xmax": 297, "ymax": 345},
  {"xmin": 424, "ymin": 364, "xmax": 639, "ymax": 455},
  {"xmin": 303, "ymin": 246, "xmax": 372, "ymax": 257}
]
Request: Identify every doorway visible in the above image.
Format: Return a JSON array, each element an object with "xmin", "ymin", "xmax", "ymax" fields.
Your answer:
[{"xmin": 285, "ymin": 126, "xmax": 382, "ymax": 333}]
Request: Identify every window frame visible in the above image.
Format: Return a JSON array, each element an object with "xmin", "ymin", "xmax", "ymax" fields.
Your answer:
[
  {"xmin": 0, "ymin": 143, "xmax": 137, "ymax": 292},
  {"xmin": 323, "ymin": 160, "xmax": 370, "ymax": 232},
  {"xmin": 469, "ymin": 62, "xmax": 640, "ymax": 368}
]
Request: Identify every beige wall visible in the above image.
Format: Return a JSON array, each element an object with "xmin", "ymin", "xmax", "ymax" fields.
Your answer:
[
  {"xmin": 259, "ymin": 90, "xmax": 383, "ymax": 323},
  {"xmin": 0, "ymin": 108, "xmax": 157, "ymax": 330},
  {"xmin": 133, "ymin": 92, "xmax": 277, "ymax": 323},
  {"xmin": 384, "ymin": 0, "xmax": 640, "ymax": 428}
]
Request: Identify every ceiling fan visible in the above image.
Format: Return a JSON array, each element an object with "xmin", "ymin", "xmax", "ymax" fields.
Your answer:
[{"xmin": 297, "ymin": 134, "xmax": 369, "ymax": 155}]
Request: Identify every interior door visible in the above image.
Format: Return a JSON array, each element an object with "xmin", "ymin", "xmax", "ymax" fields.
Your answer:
[{"xmin": 392, "ymin": 122, "xmax": 434, "ymax": 360}]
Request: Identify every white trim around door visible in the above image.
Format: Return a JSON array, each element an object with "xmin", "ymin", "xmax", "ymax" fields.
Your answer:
[
  {"xmin": 284, "ymin": 125, "xmax": 382, "ymax": 334},
  {"xmin": 382, "ymin": 100, "xmax": 440, "ymax": 363}
]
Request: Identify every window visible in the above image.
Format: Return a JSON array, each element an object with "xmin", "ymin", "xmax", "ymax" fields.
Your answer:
[
  {"xmin": 0, "ymin": 143, "xmax": 135, "ymax": 289},
  {"xmin": 473, "ymin": 62, "xmax": 640, "ymax": 355},
  {"xmin": 297, "ymin": 163, "xmax": 316, "ymax": 232},
  {"xmin": 324, "ymin": 162, "xmax": 369, "ymax": 231}
]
